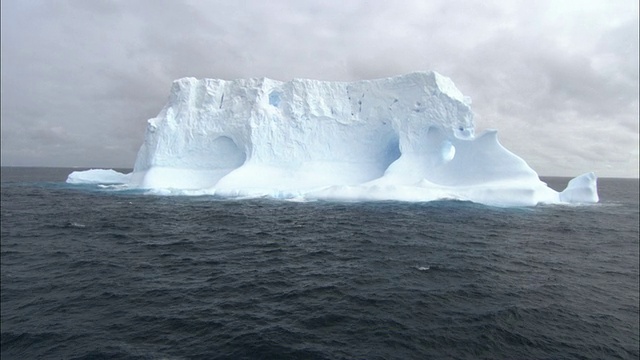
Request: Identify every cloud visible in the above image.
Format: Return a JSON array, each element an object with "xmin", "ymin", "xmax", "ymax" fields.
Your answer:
[{"xmin": 1, "ymin": 0, "xmax": 638, "ymax": 177}]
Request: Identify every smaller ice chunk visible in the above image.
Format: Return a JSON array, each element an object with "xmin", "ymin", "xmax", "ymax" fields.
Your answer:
[
  {"xmin": 559, "ymin": 172, "xmax": 599, "ymax": 203},
  {"xmin": 66, "ymin": 169, "xmax": 131, "ymax": 184}
]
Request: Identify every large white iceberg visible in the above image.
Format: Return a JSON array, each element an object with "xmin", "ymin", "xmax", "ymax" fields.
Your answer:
[{"xmin": 67, "ymin": 71, "xmax": 598, "ymax": 207}]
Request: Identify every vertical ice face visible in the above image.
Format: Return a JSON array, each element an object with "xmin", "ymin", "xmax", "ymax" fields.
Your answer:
[{"xmin": 130, "ymin": 71, "xmax": 477, "ymax": 191}]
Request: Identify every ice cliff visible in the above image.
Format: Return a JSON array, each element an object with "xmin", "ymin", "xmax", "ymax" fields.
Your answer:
[{"xmin": 68, "ymin": 71, "xmax": 598, "ymax": 207}]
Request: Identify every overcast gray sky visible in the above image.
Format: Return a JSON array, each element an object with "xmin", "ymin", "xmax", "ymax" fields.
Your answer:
[{"xmin": 1, "ymin": 0, "xmax": 638, "ymax": 177}]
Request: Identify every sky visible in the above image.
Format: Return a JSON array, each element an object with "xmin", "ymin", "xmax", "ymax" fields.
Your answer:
[{"xmin": 1, "ymin": 0, "xmax": 638, "ymax": 177}]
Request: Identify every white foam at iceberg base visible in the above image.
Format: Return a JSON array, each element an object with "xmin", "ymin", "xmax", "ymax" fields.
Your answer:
[{"xmin": 66, "ymin": 71, "xmax": 599, "ymax": 207}]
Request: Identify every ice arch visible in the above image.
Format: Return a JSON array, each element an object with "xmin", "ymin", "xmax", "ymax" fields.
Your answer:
[
  {"xmin": 129, "ymin": 135, "xmax": 246, "ymax": 189},
  {"xmin": 207, "ymin": 136, "xmax": 246, "ymax": 170}
]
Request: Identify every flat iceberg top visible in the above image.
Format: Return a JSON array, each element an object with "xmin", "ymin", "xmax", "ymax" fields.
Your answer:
[
  {"xmin": 67, "ymin": 169, "xmax": 131, "ymax": 185},
  {"xmin": 67, "ymin": 71, "xmax": 598, "ymax": 207}
]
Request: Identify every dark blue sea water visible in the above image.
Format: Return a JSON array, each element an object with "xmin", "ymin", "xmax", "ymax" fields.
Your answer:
[{"xmin": 1, "ymin": 167, "xmax": 638, "ymax": 359}]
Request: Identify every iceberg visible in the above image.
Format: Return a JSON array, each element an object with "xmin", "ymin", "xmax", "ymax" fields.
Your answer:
[
  {"xmin": 67, "ymin": 169, "xmax": 131, "ymax": 185},
  {"xmin": 67, "ymin": 71, "xmax": 598, "ymax": 207}
]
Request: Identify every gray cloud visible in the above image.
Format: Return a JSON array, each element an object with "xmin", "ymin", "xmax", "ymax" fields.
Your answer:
[{"xmin": 1, "ymin": 0, "xmax": 638, "ymax": 177}]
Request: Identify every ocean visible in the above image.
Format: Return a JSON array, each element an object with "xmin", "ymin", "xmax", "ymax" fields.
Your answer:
[{"xmin": 1, "ymin": 167, "xmax": 638, "ymax": 359}]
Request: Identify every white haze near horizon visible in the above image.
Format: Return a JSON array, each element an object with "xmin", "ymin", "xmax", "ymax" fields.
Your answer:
[{"xmin": 1, "ymin": 0, "xmax": 638, "ymax": 178}]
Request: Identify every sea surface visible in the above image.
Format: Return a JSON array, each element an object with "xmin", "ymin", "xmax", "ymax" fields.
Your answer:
[{"xmin": 1, "ymin": 167, "xmax": 638, "ymax": 359}]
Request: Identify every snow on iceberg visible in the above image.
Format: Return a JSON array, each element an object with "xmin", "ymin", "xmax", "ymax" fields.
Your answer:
[{"xmin": 66, "ymin": 71, "xmax": 598, "ymax": 207}]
